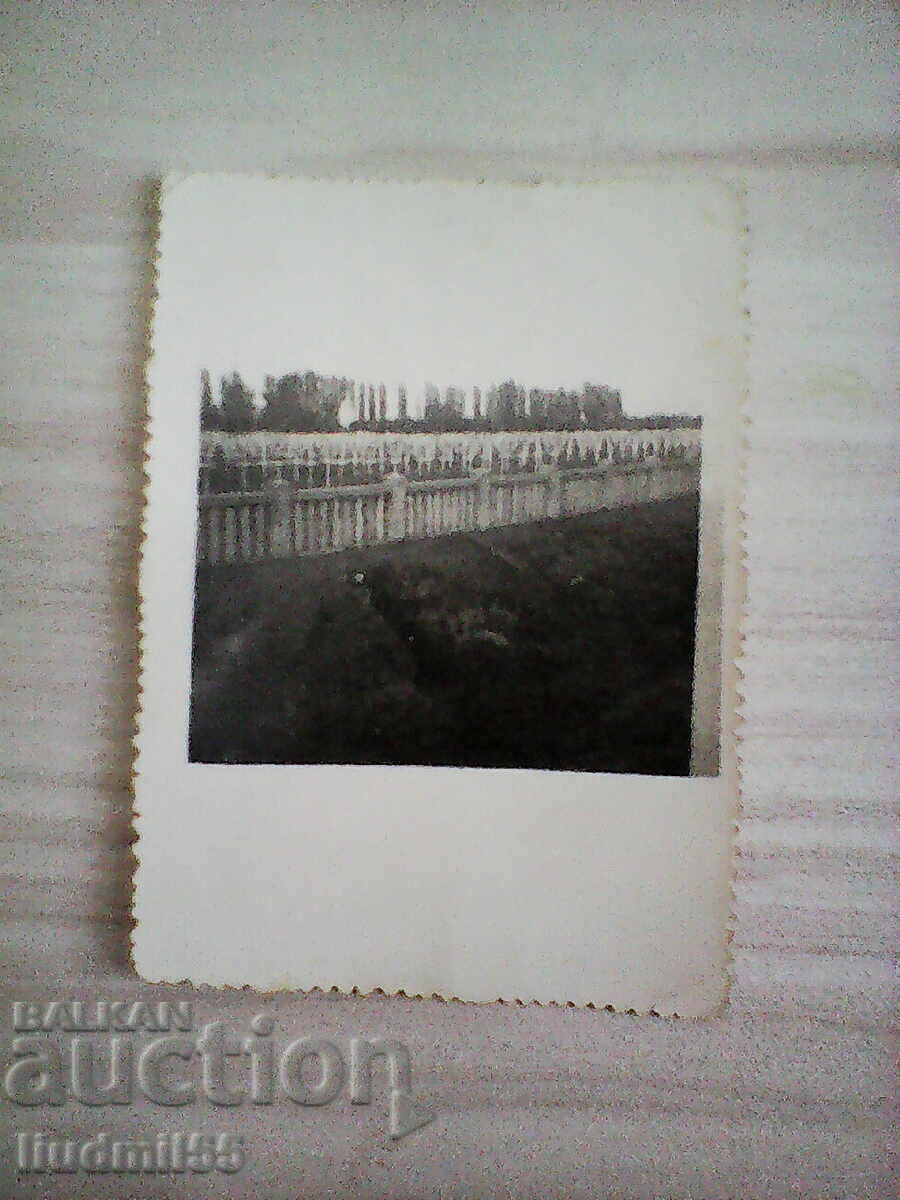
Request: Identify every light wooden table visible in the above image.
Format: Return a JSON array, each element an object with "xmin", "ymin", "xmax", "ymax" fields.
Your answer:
[{"xmin": 3, "ymin": 5, "xmax": 895, "ymax": 1197}]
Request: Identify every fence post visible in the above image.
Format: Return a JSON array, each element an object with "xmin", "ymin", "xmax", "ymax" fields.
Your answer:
[
  {"xmin": 384, "ymin": 471, "xmax": 408, "ymax": 541},
  {"xmin": 266, "ymin": 480, "xmax": 294, "ymax": 557},
  {"xmin": 475, "ymin": 466, "xmax": 493, "ymax": 529},
  {"xmin": 540, "ymin": 464, "xmax": 564, "ymax": 518}
]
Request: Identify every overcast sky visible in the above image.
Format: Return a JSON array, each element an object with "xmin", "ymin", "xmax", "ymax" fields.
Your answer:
[{"xmin": 161, "ymin": 177, "xmax": 740, "ymax": 419}]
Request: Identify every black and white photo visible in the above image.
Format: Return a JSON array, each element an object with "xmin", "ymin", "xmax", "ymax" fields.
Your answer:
[
  {"xmin": 135, "ymin": 176, "xmax": 743, "ymax": 1012},
  {"xmin": 190, "ymin": 372, "xmax": 706, "ymax": 776}
]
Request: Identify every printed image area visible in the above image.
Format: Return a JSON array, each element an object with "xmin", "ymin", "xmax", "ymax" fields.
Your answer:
[{"xmin": 190, "ymin": 372, "xmax": 702, "ymax": 775}]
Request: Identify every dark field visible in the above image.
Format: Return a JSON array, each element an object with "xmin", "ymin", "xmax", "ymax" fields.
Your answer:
[{"xmin": 190, "ymin": 494, "xmax": 700, "ymax": 775}]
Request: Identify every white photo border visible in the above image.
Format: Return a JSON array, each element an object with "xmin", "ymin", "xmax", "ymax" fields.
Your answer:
[{"xmin": 134, "ymin": 175, "xmax": 745, "ymax": 1016}]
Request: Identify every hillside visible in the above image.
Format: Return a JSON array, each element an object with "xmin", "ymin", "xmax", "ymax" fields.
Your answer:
[{"xmin": 190, "ymin": 494, "xmax": 701, "ymax": 775}]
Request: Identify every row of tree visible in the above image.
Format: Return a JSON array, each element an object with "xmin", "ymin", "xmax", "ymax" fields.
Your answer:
[
  {"xmin": 201, "ymin": 370, "xmax": 345, "ymax": 434},
  {"xmin": 199, "ymin": 370, "xmax": 699, "ymax": 433}
]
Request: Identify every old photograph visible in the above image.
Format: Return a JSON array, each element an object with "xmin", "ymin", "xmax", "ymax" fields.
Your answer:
[{"xmin": 135, "ymin": 176, "xmax": 741, "ymax": 1008}]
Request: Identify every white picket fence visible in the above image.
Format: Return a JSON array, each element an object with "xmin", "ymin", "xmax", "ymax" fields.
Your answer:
[{"xmin": 196, "ymin": 459, "xmax": 700, "ymax": 566}]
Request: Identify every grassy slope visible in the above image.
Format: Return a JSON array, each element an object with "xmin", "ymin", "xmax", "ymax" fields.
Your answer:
[{"xmin": 190, "ymin": 494, "xmax": 700, "ymax": 775}]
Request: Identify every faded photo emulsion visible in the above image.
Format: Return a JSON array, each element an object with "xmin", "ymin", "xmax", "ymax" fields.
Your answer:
[
  {"xmin": 192, "ymin": 383, "xmax": 705, "ymax": 777},
  {"xmin": 136, "ymin": 177, "xmax": 742, "ymax": 1012}
]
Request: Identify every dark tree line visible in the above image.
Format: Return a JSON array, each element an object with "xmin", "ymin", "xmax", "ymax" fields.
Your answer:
[
  {"xmin": 201, "ymin": 370, "xmax": 257, "ymax": 432},
  {"xmin": 200, "ymin": 369, "xmax": 345, "ymax": 433},
  {"xmin": 199, "ymin": 370, "xmax": 699, "ymax": 434}
]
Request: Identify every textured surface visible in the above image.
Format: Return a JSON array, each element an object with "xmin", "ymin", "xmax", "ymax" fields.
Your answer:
[{"xmin": 2, "ymin": 3, "xmax": 896, "ymax": 1197}]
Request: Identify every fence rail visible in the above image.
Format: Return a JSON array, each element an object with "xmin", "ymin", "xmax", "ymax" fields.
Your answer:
[{"xmin": 196, "ymin": 460, "xmax": 701, "ymax": 566}]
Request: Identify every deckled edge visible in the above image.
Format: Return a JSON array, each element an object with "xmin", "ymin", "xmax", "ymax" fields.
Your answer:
[
  {"xmin": 129, "ymin": 175, "xmax": 167, "ymax": 981},
  {"xmin": 128, "ymin": 176, "xmax": 164, "ymax": 979},
  {"xmin": 129, "ymin": 171, "xmax": 750, "ymax": 1020},
  {"xmin": 722, "ymin": 179, "xmax": 751, "ymax": 1018}
]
